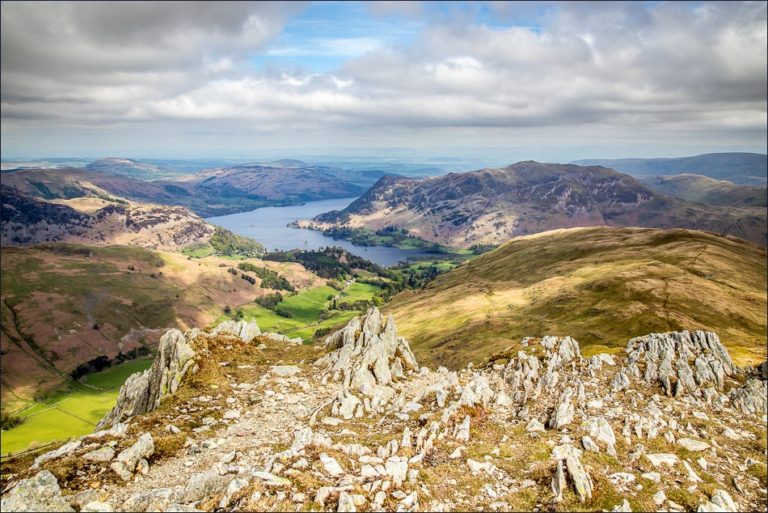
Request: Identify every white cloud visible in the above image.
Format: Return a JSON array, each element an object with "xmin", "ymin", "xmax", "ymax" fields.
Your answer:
[{"xmin": 1, "ymin": 1, "xmax": 765, "ymax": 158}]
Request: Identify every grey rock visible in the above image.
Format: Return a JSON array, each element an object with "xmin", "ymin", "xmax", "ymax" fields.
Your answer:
[
  {"xmin": 31, "ymin": 439, "xmax": 82, "ymax": 469},
  {"xmin": 337, "ymin": 491, "xmax": 356, "ymax": 512},
  {"xmin": 697, "ymin": 489, "xmax": 738, "ymax": 512},
  {"xmin": 0, "ymin": 470, "xmax": 74, "ymax": 512},
  {"xmin": 180, "ymin": 470, "xmax": 234, "ymax": 503},
  {"xmin": 99, "ymin": 328, "xmax": 197, "ymax": 428},
  {"xmin": 211, "ymin": 319, "xmax": 261, "ymax": 342},
  {"xmin": 317, "ymin": 308, "xmax": 418, "ymax": 400},
  {"xmin": 552, "ymin": 459, "xmax": 566, "ymax": 502},
  {"xmin": 611, "ymin": 371, "xmax": 630, "ymax": 392},
  {"xmin": 83, "ymin": 446, "xmax": 116, "ymax": 462},
  {"xmin": 729, "ymin": 378, "xmax": 767, "ymax": 415},
  {"xmin": 678, "ymin": 438, "xmax": 711, "ymax": 452},
  {"xmin": 549, "ymin": 387, "xmax": 575, "ymax": 429},
  {"xmin": 116, "ymin": 433, "xmax": 154, "ymax": 474}
]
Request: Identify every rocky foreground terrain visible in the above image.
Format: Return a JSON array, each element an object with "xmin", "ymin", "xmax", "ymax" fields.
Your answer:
[{"xmin": 1, "ymin": 309, "xmax": 766, "ymax": 512}]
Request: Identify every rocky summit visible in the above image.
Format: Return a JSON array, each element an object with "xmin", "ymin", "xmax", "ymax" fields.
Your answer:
[{"xmin": 1, "ymin": 308, "xmax": 766, "ymax": 512}]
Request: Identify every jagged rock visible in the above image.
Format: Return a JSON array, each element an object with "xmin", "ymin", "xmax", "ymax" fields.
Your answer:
[
  {"xmin": 219, "ymin": 478, "xmax": 249, "ymax": 509},
  {"xmin": 0, "ymin": 471, "xmax": 74, "ymax": 512},
  {"xmin": 99, "ymin": 328, "xmax": 197, "ymax": 428},
  {"xmin": 623, "ymin": 331, "xmax": 736, "ymax": 396},
  {"xmin": 318, "ymin": 308, "xmax": 418, "ymax": 396},
  {"xmin": 454, "ymin": 415, "xmax": 471, "ymax": 441},
  {"xmin": 320, "ymin": 453, "xmax": 344, "ymax": 477},
  {"xmin": 583, "ymin": 417, "xmax": 617, "ymax": 456},
  {"xmin": 212, "ymin": 319, "xmax": 261, "ymax": 342},
  {"xmin": 564, "ymin": 447, "xmax": 592, "ymax": 503},
  {"xmin": 582, "ymin": 436, "xmax": 600, "ymax": 453},
  {"xmin": 729, "ymin": 378, "xmax": 767, "ymax": 415},
  {"xmin": 552, "ymin": 459, "xmax": 566, "ymax": 502},
  {"xmin": 549, "ymin": 387, "xmax": 575, "ymax": 429},
  {"xmin": 112, "ymin": 433, "xmax": 154, "ymax": 480},
  {"xmin": 697, "ymin": 489, "xmax": 738, "ymax": 512},
  {"xmin": 526, "ymin": 418, "xmax": 546, "ymax": 432},
  {"xmin": 337, "ymin": 491, "xmax": 356, "ymax": 512},
  {"xmin": 678, "ymin": 438, "xmax": 710, "ymax": 452},
  {"xmin": 611, "ymin": 371, "xmax": 630, "ymax": 392}
]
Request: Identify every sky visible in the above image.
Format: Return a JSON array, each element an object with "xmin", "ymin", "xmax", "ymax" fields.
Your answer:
[{"xmin": 1, "ymin": 1, "xmax": 766, "ymax": 163}]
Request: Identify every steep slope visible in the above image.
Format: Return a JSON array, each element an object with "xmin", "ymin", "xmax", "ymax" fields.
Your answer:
[
  {"xmin": 640, "ymin": 174, "xmax": 767, "ymax": 207},
  {"xmin": 2, "ymin": 310, "xmax": 765, "ymax": 512},
  {"xmin": 310, "ymin": 161, "xmax": 767, "ymax": 247},
  {"xmin": 1, "ymin": 185, "xmax": 215, "ymax": 251},
  {"xmin": 0, "ymin": 244, "xmax": 322, "ymax": 408},
  {"xmin": 383, "ymin": 227, "xmax": 767, "ymax": 369},
  {"xmin": 572, "ymin": 152, "xmax": 767, "ymax": 185}
]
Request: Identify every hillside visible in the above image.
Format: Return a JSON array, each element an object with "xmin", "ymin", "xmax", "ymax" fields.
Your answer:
[
  {"xmin": 0, "ymin": 244, "xmax": 323, "ymax": 410},
  {"xmin": 384, "ymin": 227, "xmax": 767, "ymax": 369},
  {"xmin": 308, "ymin": 161, "xmax": 767, "ymax": 248},
  {"xmin": 1, "ymin": 185, "xmax": 215, "ymax": 251},
  {"xmin": 640, "ymin": 174, "xmax": 767, "ymax": 207},
  {"xmin": 572, "ymin": 152, "xmax": 767, "ymax": 185},
  {"xmin": 1, "ymin": 309, "xmax": 765, "ymax": 512}
]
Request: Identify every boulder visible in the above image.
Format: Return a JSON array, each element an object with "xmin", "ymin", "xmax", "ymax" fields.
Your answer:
[
  {"xmin": 0, "ymin": 471, "xmax": 74, "ymax": 512},
  {"xmin": 211, "ymin": 319, "xmax": 261, "ymax": 342}
]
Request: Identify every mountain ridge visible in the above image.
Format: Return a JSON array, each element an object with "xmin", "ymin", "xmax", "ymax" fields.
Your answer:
[{"xmin": 309, "ymin": 161, "xmax": 767, "ymax": 248}]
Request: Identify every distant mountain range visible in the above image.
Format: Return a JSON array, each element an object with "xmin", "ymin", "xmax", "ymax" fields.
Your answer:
[
  {"xmin": 308, "ymin": 161, "xmax": 767, "ymax": 247},
  {"xmin": 572, "ymin": 152, "xmax": 767, "ymax": 185},
  {"xmin": 640, "ymin": 174, "xmax": 767, "ymax": 208},
  {"xmin": 2, "ymin": 159, "xmax": 392, "ymax": 217}
]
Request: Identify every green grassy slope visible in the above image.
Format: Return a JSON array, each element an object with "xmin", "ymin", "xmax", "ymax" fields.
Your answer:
[
  {"xmin": 1, "ymin": 358, "xmax": 153, "ymax": 456},
  {"xmin": 385, "ymin": 227, "xmax": 767, "ymax": 369}
]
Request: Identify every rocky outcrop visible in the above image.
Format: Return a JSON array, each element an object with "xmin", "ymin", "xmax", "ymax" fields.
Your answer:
[
  {"xmin": 98, "ymin": 319, "xmax": 263, "ymax": 428},
  {"xmin": 729, "ymin": 378, "xmax": 767, "ymax": 415},
  {"xmin": 316, "ymin": 308, "xmax": 418, "ymax": 416},
  {"xmin": 0, "ymin": 471, "xmax": 74, "ymax": 512},
  {"xmin": 620, "ymin": 330, "xmax": 737, "ymax": 396},
  {"xmin": 98, "ymin": 329, "xmax": 197, "ymax": 428},
  {"xmin": 212, "ymin": 320, "xmax": 261, "ymax": 342}
]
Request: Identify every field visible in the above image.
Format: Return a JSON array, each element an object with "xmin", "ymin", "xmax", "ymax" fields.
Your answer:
[
  {"xmin": 1, "ymin": 358, "xmax": 153, "ymax": 456},
  {"xmin": 385, "ymin": 227, "xmax": 768, "ymax": 369},
  {"xmin": 220, "ymin": 281, "xmax": 382, "ymax": 341}
]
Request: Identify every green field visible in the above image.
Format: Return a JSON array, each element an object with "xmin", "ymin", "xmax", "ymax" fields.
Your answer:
[
  {"xmin": 1, "ymin": 359, "xmax": 153, "ymax": 456},
  {"xmin": 220, "ymin": 282, "xmax": 381, "ymax": 341}
]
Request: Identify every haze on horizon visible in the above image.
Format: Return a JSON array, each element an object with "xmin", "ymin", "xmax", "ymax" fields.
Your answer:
[{"xmin": 1, "ymin": 1, "xmax": 766, "ymax": 163}]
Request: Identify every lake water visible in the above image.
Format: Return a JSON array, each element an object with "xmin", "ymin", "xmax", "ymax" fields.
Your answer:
[{"xmin": 206, "ymin": 197, "xmax": 437, "ymax": 267}]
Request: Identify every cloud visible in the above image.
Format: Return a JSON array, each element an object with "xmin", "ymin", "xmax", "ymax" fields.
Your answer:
[{"xmin": 1, "ymin": 1, "xmax": 765, "ymax": 159}]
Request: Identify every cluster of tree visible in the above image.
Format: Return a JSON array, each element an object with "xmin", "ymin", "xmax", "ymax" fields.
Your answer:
[
  {"xmin": 263, "ymin": 247, "xmax": 382, "ymax": 280},
  {"xmin": 330, "ymin": 299, "xmax": 380, "ymax": 311},
  {"xmin": 210, "ymin": 227, "xmax": 264, "ymax": 257},
  {"xmin": 237, "ymin": 262, "xmax": 294, "ymax": 291},
  {"xmin": 255, "ymin": 292, "xmax": 284, "ymax": 310},
  {"xmin": 1, "ymin": 411, "xmax": 23, "ymax": 430},
  {"xmin": 69, "ymin": 346, "xmax": 150, "ymax": 381}
]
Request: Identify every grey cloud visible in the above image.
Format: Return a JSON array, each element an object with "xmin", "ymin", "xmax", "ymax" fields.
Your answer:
[{"xmin": 1, "ymin": 1, "xmax": 765, "ymax": 158}]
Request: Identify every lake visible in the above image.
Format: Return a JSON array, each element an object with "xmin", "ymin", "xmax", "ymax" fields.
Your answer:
[{"xmin": 206, "ymin": 197, "xmax": 438, "ymax": 267}]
